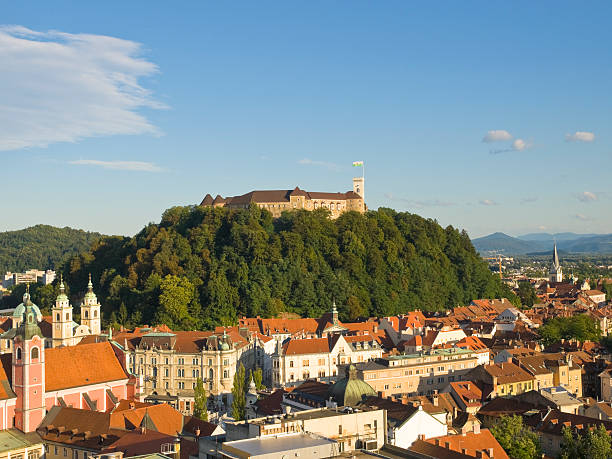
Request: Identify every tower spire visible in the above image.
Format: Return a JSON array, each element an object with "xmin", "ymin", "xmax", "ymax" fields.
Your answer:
[{"xmin": 87, "ymin": 273, "xmax": 93, "ymax": 292}]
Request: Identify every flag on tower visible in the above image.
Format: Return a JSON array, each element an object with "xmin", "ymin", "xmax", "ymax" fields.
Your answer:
[{"xmin": 352, "ymin": 161, "xmax": 364, "ymax": 167}]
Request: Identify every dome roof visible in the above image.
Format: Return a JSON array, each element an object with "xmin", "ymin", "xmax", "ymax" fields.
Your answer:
[
  {"xmin": 13, "ymin": 290, "xmax": 42, "ymax": 322},
  {"xmin": 328, "ymin": 364, "xmax": 376, "ymax": 407}
]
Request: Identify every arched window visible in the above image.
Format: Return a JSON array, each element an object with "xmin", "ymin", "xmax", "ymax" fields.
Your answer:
[
  {"xmin": 209, "ymin": 368, "xmax": 214, "ymax": 380},
  {"xmin": 56, "ymin": 313, "xmax": 60, "ymax": 321},
  {"xmin": 16, "ymin": 348, "xmax": 22, "ymax": 360},
  {"xmin": 84, "ymin": 310, "xmax": 89, "ymax": 319},
  {"xmin": 65, "ymin": 313, "xmax": 69, "ymax": 320},
  {"xmin": 31, "ymin": 347, "xmax": 39, "ymax": 360}
]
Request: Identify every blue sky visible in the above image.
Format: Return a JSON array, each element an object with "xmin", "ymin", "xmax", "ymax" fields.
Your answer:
[{"xmin": 1, "ymin": 1, "xmax": 611, "ymax": 238}]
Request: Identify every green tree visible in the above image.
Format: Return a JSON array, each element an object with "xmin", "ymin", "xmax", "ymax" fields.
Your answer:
[
  {"xmin": 517, "ymin": 281, "xmax": 538, "ymax": 308},
  {"xmin": 539, "ymin": 314, "xmax": 602, "ymax": 347},
  {"xmin": 490, "ymin": 415, "xmax": 541, "ymax": 459},
  {"xmin": 560, "ymin": 424, "xmax": 612, "ymax": 459},
  {"xmin": 193, "ymin": 377, "xmax": 208, "ymax": 421},
  {"xmin": 231, "ymin": 363, "xmax": 246, "ymax": 421},
  {"xmin": 155, "ymin": 275, "xmax": 195, "ymax": 329},
  {"xmin": 251, "ymin": 368, "xmax": 264, "ymax": 390}
]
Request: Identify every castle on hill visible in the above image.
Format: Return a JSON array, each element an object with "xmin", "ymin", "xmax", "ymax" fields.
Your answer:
[{"xmin": 200, "ymin": 177, "xmax": 365, "ymax": 218}]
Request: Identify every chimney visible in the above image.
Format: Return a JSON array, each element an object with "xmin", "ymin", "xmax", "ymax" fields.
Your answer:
[
  {"xmin": 433, "ymin": 395, "xmax": 439, "ymax": 406},
  {"xmin": 474, "ymin": 423, "xmax": 480, "ymax": 434},
  {"xmin": 488, "ymin": 447, "xmax": 494, "ymax": 458}
]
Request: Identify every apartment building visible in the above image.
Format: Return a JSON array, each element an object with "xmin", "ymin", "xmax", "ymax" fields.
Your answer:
[
  {"xmin": 225, "ymin": 407, "xmax": 385, "ymax": 454},
  {"xmin": 515, "ymin": 353, "xmax": 582, "ymax": 396},
  {"xmin": 352, "ymin": 348, "xmax": 481, "ymax": 397},
  {"xmin": 115, "ymin": 327, "xmax": 254, "ymax": 414},
  {"xmin": 465, "ymin": 362, "xmax": 535, "ymax": 398},
  {"xmin": 271, "ymin": 333, "xmax": 382, "ymax": 387}
]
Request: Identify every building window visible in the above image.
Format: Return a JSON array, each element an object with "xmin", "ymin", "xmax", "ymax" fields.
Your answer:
[
  {"xmin": 303, "ymin": 360, "xmax": 309, "ymax": 367},
  {"xmin": 223, "ymin": 370, "xmax": 228, "ymax": 379},
  {"xmin": 208, "ymin": 359, "xmax": 212, "ymax": 366},
  {"xmin": 223, "ymin": 359, "xmax": 229, "ymax": 366},
  {"xmin": 289, "ymin": 361, "xmax": 294, "ymax": 368},
  {"xmin": 64, "ymin": 448, "xmax": 67, "ymax": 457},
  {"xmin": 16, "ymin": 348, "xmax": 21, "ymax": 360}
]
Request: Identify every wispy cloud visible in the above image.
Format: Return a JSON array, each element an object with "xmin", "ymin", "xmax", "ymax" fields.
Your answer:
[
  {"xmin": 574, "ymin": 213, "xmax": 591, "ymax": 221},
  {"xmin": 577, "ymin": 191, "xmax": 597, "ymax": 202},
  {"xmin": 298, "ymin": 158, "xmax": 342, "ymax": 171},
  {"xmin": 566, "ymin": 131, "xmax": 595, "ymax": 142},
  {"xmin": 479, "ymin": 199, "xmax": 498, "ymax": 206},
  {"xmin": 482, "ymin": 130, "xmax": 512, "ymax": 143},
  {"xmin": 385, "ymin": 193, "xmax": 455, "ymax": 208},
  {"xmin": 521, "ymin": 196, "xmax": 538, "ymax": 204},
  {"xmin": 489, "ymin": 138, "xmax": 532, "ymax": 155},
  {"xmin": 69, "ymin": 159, "xmax": 163, "ymax": 172},
  {"xmin": 0, "ymin": 25, "xmax": 165, "ymax": 151}
]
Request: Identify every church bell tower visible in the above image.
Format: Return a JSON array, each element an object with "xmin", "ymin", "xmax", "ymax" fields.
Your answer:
[
  {"xmin": 81, "ymin": 274, "xmax": 101, "ymax": 335},
  {"xmin": 52, "ymin": 277, "xmax": 74, "ymax": 347}
]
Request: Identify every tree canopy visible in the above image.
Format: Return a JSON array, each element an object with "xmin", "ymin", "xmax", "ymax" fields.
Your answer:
[
  {"xmin": 560, "ymin": 424, "xmax": 611, "ymax": 459},
  {"xmin": 538, "ymin": 314, "xmax": 602, "ymax": 347},
  {"xmin": 490, "ymin": 415, "xmax": 541, "ymax": 459},
  {"xmin": 0, "ymin": 224, "xmax": 102, "ymax": 273},
  {"xmin": 59, "ymin": 205, "xmax": 512, "ymax": 329}
]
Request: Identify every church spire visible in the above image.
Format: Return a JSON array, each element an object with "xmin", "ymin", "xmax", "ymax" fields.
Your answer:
[
  {"xmin": 87, "ymin": 273, "xmax": 93, "ymax": 292},
  {"xmin": 552, "ymin": 243, "xmax": 560, "ymax": 269}
]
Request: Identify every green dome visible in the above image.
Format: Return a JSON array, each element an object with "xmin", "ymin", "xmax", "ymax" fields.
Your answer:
[
  {"xmin": 13, "ymin": 291, "xmax": 42, "ymax": 322},
  {"xmin": 328, "ymin": 364, "xmax": 376, "ymax": 407}
]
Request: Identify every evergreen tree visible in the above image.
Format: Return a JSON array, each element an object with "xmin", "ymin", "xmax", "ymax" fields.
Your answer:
[
  {"xmin": 231, "ymin": 363, "xmax": 246, "ymax": 421},
  {"xmin": 193, "ymin": 377, "xmax": 208, "ymax": 421}
]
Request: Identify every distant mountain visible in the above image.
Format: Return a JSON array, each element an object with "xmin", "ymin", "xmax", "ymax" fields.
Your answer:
[
  {"xmin": 0, "ymin": 225, "xmax": 103, "ymax": 273},
  {"xmin": 473, "ymin": 231, "xmax": 612, "ymax": 255},
  {"xmin": 517, "ymin": 232, "xmax": 598, "ymax": 242},
  {"xmin": 471, "ymin": 232, "xmax": 543, "ymax": 255}
]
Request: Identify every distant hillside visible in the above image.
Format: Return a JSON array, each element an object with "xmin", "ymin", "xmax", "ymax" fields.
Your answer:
[
  {"xmin": 517, "ymin": 232, "xmax": 598, "ymax": 242},
  {"xmin": 473, "ymin": 232, "xmax": 612, "ymax": 255},
  {"xmin": 0, "ymin": 225, "xmax": 103, "ymax": 273},
  {"xmin": 471, "ymin": 232, "xmax": 543, "ymax": 254}
]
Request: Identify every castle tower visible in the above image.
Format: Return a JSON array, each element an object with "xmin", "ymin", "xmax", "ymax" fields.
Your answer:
[
  {"xmin": 52, "ymin": 277, "xmax": 74, "ymax": 347},
  {"xmin": 353, "ymin": 177, "xmax": 364, "ymax": 199},
  {"xmin": 81, "ymin": 274, "xmax": 101, "ymax": 335},
  {"xmin": 12, "ymin": 286, "xmax": 46, "ymax": 433},
  {"xmin": 549, "ymin": 243, "xmax": 563, "ymax": 283}
]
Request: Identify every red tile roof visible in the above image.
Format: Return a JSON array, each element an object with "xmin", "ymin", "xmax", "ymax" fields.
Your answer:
[
  {"xmin": 423, "ymin": 429, "xmax": 509, "ymax": 459},
  {"xmin": 45, "ymin": 342, "xmax": 128, "ymax": 392}
]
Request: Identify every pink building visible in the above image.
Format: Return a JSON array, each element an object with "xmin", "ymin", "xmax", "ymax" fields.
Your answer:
[{"xmin": 0, "ymin": 289, "xmax": 139, "ymax": 433}]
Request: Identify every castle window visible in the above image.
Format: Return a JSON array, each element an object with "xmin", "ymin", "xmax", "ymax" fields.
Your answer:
[{"xmin": 31, "ymin": 347, "xmax": 39, "ymax": 360}]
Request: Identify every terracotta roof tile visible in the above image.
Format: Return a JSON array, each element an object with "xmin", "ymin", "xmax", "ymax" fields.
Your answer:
[
  {"xmin": 423, "ymin": 429, "xmax": 509, "ymax": 459},
  {"xmin": 45, "ymin": 342, "xmax": 128, "ymax": 392}
]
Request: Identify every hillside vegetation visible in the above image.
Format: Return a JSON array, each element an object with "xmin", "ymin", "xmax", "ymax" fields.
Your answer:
[
  {"xmin": 0, "ymin": 225, "xmax": 103, "ymax": 273},
  {"xmin": 60, "ymin": 206, "xmax": 512, "ymax": 330}
]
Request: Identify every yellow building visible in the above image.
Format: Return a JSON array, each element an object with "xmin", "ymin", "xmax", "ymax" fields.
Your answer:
[
  {"xmin": 200, "ymin": 178, "xmax": 365, "ymax": 218},
  {"xmin": 465, "ymin": 362, "xmax": 534, "ymax": 397}
]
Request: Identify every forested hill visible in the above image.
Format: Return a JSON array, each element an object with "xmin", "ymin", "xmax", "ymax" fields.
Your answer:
[
  {"xmin": 0, "ymin": 225, "xmax": 103, "ymax": 273},
  {"xmin": 62, "ymin": 206, "xmax": 512, "ymax": 330}
]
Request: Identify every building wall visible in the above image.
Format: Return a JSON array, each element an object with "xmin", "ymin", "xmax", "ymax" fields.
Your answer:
[
  {"xmin": 359, "ymin": 352, "xmax": 480, "ymax": 397},
  {"xmin": 391, "ymin": 408, "xmax": 448, "ymax": 449},
  {"xmin": 128, "ymin": 342, "xmax": 254, "ymax": 414},
  {"xmin": 601, "ymin": 373, "xmax": 612, "ymax": 402}
]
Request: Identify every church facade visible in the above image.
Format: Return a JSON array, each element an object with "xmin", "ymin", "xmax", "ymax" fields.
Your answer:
[
  {"xmin": 0, "ymin": 289, "xmax": 140, "ymax": 433},
  {"xmin": 200, "ymin": 178, "xmax": 365, "ymax": 218},
  {"xmin": 549, "ymin": 243, "xmax": 563, "ymax": 283}
]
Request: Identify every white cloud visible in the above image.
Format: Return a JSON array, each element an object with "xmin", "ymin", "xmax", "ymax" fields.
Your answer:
[
  {"xmin": 512, "ymin": 139, "xmax": 528, "ymax": 151},
  {"xmin": 0, "ymin": 26, "xmax": 165, "ymax": 151},
  {"xmin": 69, "ymin": 159, "xmax": 163, "ymax": 172},
  {"xmin": 574, "ymin": 213, "xmax": 591, "ymax": 221},
  {"xmin": 566, "ymin": 131, "xmax": 595, "ymax": 142},
  {"xmin": 482, "ymin": 130, "xmax": 513, "ymax": 143},
  {"xmin": 479, "ymin": 199, "xmax": 498, "ymax": 206},
  {"xmin": 298, "ymin": 158, "xmax": 341, "ymax": 171},
  {"xmin": 577, "ymin": 191, "xmax": 597, "ymax": 202}
]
